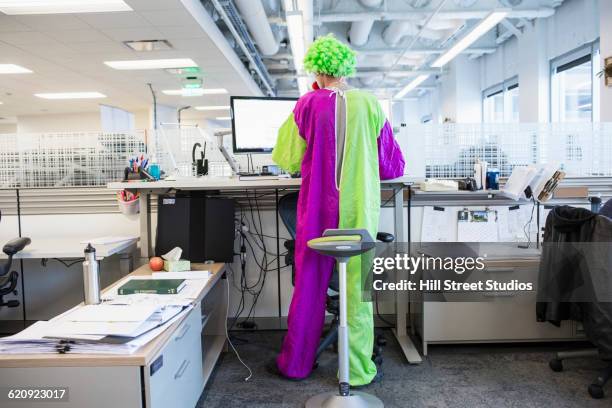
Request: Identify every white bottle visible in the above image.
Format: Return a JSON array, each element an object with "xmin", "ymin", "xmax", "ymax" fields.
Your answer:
[{"xmin": 82, "ymin": 244, "xmax": 101, "ymax": 305}]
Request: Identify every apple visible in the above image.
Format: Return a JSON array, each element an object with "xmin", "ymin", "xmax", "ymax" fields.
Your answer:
[{"xmin": 149, "ymin": 256, "xmax": 164, "ymax": 271}]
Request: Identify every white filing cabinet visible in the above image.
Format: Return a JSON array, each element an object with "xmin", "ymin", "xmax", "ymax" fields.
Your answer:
[{"xmin": 413, "ymin": 260, "xmax": 583, "ymax": 355}]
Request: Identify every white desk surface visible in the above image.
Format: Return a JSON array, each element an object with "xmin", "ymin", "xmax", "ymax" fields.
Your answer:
[
  {"xmin": 0, "ymin": 263, "xmax": 224, "ymax": 368},
  {"xmin": 0, "ymin": 237, "xmax": 138, "ymax": 260},
  {"xmin": 107, "ymin": 175, "xmax": 417, "ymax": 191}
]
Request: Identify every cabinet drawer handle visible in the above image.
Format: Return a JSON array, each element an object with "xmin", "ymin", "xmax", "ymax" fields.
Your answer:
[
  {"xmin": 174, "ymin": 359, "xmax": 190, "ymax": 379},
  {"xmin": 175, "ymin": 323, "xmax": 191, "ymax": 341}
]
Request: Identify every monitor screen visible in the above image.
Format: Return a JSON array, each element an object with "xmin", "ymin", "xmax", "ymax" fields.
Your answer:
[{"xmin": 231, "ymin": 96, "xmax": 298, "ymax": 154}]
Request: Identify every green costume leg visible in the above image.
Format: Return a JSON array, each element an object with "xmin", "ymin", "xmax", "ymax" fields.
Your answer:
[{"xmin": 345, "ymin": 254, "xmax": 377, "ymax": 386}]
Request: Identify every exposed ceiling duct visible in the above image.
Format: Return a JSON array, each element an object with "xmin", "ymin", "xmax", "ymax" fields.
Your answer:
[
  {"xmin": 405, "ymin": 0, "xmax": 432, "ymax": 8},
  {"xmin": 348, "ymin": 0, "xmax": 383, "ymax": 47},
  {"xmin": 234, "ymin": 0, "xmax": 279, "ymax": 56},
  {"xmin": 453, "ymin": 0, "xmax": 478, "ymax": 7},
  {"xmin": 499, "ymin": 0, "xmax": 523, "ymax": 6},
  {"xmin": 383, "ymin": 20, "xmax": 443, "ymax": 46}
]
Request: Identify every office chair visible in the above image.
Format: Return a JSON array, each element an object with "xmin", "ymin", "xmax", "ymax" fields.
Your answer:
[
  {"xmin": 278, "ymin": 192, "xmax": 393, "ymax": 366},
  {"xmin": 0, "ymin": 210, "xmax": 31, "ymax": 309},
  {"xmin": 547, "ymin": 200, "xmax": 612, "ymax": 399}
]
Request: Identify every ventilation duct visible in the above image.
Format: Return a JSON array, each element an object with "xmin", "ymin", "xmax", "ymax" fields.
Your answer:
[
  {"xmin": 499, "ymin": 0, "xmax": 523, "ymax": 6},
  {"xmin": 383, "ymin": 21, "xmax": 443, "ymax": 46},
  {"xmin": 405, "ymin": 0, "xmax": 432, "ymax": 8},
  {"xmin": 453, "ymin": 0, "xmax": 478, "ymax": 6},
  {"xmin": 348, "ymin": 0, "xmax": 383, "ymax": 47},
  {"xmin": 234, "ymin": 0, "xmax": 279, "ymax": 56}
]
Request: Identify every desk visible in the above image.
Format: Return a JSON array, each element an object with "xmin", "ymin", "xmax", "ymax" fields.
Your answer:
[
  {"xmin": 0, "ymin": 262, "xmax": 228, "ymax": 408},
  {"xmin": 0, "ymin": 237, "xmax": 138, "ymax": 261},
  {"xmin": 0, "ymin": 237, "xmax": 139, "ymax": 333},
  {"xmin": 108, "ymin": 176, "xmax": 424, "ymax": 364}
]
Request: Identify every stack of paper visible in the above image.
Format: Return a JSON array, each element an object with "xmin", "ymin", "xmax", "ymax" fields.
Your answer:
[{"xmin": 0, "ymin": 306, "xmax": 191, "ymax": 355}]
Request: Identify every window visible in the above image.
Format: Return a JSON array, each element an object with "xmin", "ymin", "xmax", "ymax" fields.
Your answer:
[
  {"xmin": 483, "ymin": 78, "xmax": 519, "ymax": 123},
  {"xmin": 551, "ymin": 43, "xmax": 600, "ymax": 122}
]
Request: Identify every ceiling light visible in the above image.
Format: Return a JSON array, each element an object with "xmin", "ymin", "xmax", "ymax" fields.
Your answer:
[
  {"xmin": 431, "ymin": 10, "xmax": 509, "ymax": 68},
  {"xmin": 283, "ymin": 2, "xmax": 307, "ymax": 95},
  {"xmin": 34, "ymin": 92, "xmax": 106, "ymax": 100},
  {"xmin": 0, "ymin": 0, "xmax": 132, "ymax": 15},
  {"xmin": 104, "ymin": 58, "xmax": 197, "ymax": 70},
  {"xmin": 0, "ymin": 101, "xmax": 3, "ymax": 105},
  {"xmin": 124, "ymin": 40, "xmax": 173, "ymax": 52},
  {"xmin": 162, "ymin": 89, "xmax": 228, "ymax": 96},
  {"xmin": 194, "ymin": 106, "xmax": 230, "ymax": 111},
  {"xmin": 0, "ymin": 64, "xmax": 32, "ymax": 74},
  {"xmin": 216, "ymin": 117, "xmax": 231, "ymax": 121},
  {"xmin": 394, "ymin": 75, "xmax": 429, "ymax": 99}
]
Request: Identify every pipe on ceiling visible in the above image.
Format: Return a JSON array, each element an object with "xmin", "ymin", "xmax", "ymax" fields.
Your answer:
[
  {"xmin": 348, "ymin": 0, "xmax": 383, "ymax": 47},
  {"xmin": 382, "ymin": 20, "xmax": 442, "ymax": 46},
  {"xmin": 234, "ymin": 0, "xmax": 280, "ymax": 56}
]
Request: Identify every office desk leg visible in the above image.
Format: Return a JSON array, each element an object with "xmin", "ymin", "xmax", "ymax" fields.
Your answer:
[
  {"xmin": 139, "ymin": 193, "xmax": 152, "ymax": 258},
  {"xmin": 392, "ymin": 186, "xmax": 422, "ymax": 364}
]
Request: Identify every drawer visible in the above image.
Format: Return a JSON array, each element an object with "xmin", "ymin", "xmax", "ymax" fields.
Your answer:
[
  {"xmin": 147, "ymin": 306, "xmax": 204, "ymax": 408},
  {"xmin": 422, "ymin": 301, "xmax": 575, "ymax": 342}
]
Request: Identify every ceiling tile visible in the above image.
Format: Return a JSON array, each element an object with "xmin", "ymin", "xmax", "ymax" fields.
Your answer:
[
  {"xmin": 78, "ymin": 12, "xmax": 152, "ymax": 29},
  {"xmin": 14, "ymin": 15, "xmax": 90, "ymax": 31},
  {"xmin": 43, "ymin": 29, "xmax": 111, "ymax": 44},
  {"xmin": 0, "ymin": 31, "xmax": 58, "ymax": 45},
  {"xmin": 100, "ymin": 27, "xmax": 164, "ymax": 42},
  {"xmin": 139, "ymin": 9, "xmax": 198, "ymax": 27}
]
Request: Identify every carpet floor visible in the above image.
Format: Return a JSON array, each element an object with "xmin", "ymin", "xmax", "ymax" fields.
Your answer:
[{"xmin": 197, "ymin": 330, "xmax": 611, "ymax": 407}]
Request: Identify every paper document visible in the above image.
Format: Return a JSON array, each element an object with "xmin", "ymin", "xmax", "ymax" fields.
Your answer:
[
  {"xmin": 421, "ymin": 206, "xmax": 458, "ymax": 242},
  {"xmin": 63, "ymin": 304, "xmax": 159, "ymax": 323},
  {"xmin": 457, "ymin": 210, "xmax": 499, "ymax": 242},
  {"xmin": 152, "ymin": 271, "xmax": 211, "ymax": 280},
  {"xmin": 502, "ymin": 166, "xmax": 537, "ymax": 200}
]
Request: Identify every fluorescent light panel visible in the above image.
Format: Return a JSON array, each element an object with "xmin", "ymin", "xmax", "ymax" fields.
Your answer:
[
  {"xmin": 0, "ymin": 64, "xmax": 32, "ymax": 74},
  {"xmin": 35, "ymin": 92, "xmax": 106, "ymax": 100},
  {"xmin": 394, "ymin": 75, "xmax": 429, "ymax": 99},
  {"xmin": 104, "ymin": 58, "xmax": 197, "ymax": 70},
  {"xmin": 0, "ymin": 0, "xmax": 132, "ymax": 15},
  {"xmin": 162, "ymin": 88, "xmax": 228, "ymax": 96},
  {"xmin": 194, "ymin": 106, "xmax": 230, "ymax": 111},
  {"xmin": 431, "ymin": 10, "xmax": 509, "ymax": 68},
  {"xmin": 216, "ymin": 117, "xmax": 231, "ymax": 121}
]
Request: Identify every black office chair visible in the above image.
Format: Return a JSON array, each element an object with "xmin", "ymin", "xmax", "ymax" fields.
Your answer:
[
  {"xmin": 0, "ymin": 210, "xmax": 31, "ymax": 309},
  {"xmin": 278, "ymin": 192, "xmax": 393, "ymax": 366},
  {"xmin": 546, "ymin": 200, "xmax": 612, "ymax": 399}
]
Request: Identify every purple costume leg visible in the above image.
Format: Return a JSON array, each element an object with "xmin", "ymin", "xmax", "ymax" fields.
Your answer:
[{"xmin": 276, "ymin": 90, "xmax": 339, "ymax": 379}]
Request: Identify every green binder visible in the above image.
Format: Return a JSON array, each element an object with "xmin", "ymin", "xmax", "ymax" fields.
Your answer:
[{"xmin": 118, "ymin": 279, "xmax": 186, "ymax": 295}]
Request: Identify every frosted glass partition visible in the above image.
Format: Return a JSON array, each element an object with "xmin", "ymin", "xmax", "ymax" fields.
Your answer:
[
  {"xmin": 1, "ymin": 123, "xmax": 610, "ymax": 188},
  {"xmin": 399, "ymin": 123, "xmax": 612, "ymax": 179},
  {"xmin": 0, "ymin": 131, "xmax": 147, "ymax": 188}
]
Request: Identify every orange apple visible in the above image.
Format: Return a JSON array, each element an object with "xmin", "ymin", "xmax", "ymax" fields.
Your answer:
[{"xmin": 149, "ymin": 256, "xmax": 164, "ymax": 271}]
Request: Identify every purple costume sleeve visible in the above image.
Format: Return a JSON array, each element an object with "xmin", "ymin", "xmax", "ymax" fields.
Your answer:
[{"xmin": 377, "ymin": 120, "xmax": 405, "ymax": 180}]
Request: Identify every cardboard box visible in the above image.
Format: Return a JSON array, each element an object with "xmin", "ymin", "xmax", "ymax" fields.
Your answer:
[{"xmin": 553, "ymin": 186, "xmax": 589, "ymax": 198}]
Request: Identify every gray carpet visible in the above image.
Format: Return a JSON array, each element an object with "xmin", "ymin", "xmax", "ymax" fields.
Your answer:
[{"xmin": 197, "ymin": 330, "xmax": 611, "ymax": 407}]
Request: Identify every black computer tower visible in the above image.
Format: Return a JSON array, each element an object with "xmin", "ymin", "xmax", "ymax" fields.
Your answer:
[{"xmin": 155, "ymin": 194, "xmax": 235, "ymax": 263}]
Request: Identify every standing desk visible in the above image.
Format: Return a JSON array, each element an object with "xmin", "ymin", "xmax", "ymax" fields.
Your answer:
[
  {"xmin": 108, "ymin": 176, "xmax": 423, "ymax": 364},
  {"xmin": 0, "ymin": 262, "xmax": 228, "ymax": 408}
]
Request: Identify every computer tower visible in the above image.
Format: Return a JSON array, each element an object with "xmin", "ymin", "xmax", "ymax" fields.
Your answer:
[{"xmin": 155, "ymin": 194, "xmax": 235, "ymax": 263}]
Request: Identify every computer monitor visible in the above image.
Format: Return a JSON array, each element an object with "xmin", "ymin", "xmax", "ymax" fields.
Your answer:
[{"xmin": 231, "ymin": 96, "xmax": 298, "ymax": 154}]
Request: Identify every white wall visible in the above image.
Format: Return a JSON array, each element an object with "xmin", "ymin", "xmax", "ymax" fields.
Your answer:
[
  {"xmin": 438, "ymin": 56, "xmax": 482, "ymax": 123},
  {"xmin": 0, "ymin": 123, "xmax": 17, "ymax": 134},
  {"xmin": 16, "ymin": 112, "xmax": 101, "ymax": 133},
  {"xmin": 479, "ymin": 0, "xmax": 600, "ymax": 123}
]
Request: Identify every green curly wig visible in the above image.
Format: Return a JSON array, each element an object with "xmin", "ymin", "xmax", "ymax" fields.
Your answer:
[{"xmin": 303, "ymin": 34, "xmax": 357, "ymax": 78}]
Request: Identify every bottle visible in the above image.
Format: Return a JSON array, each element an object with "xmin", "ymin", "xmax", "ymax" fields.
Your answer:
[{"xmin": 82, "ymin": 244, "xmax": 101, "ymax": 305}]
